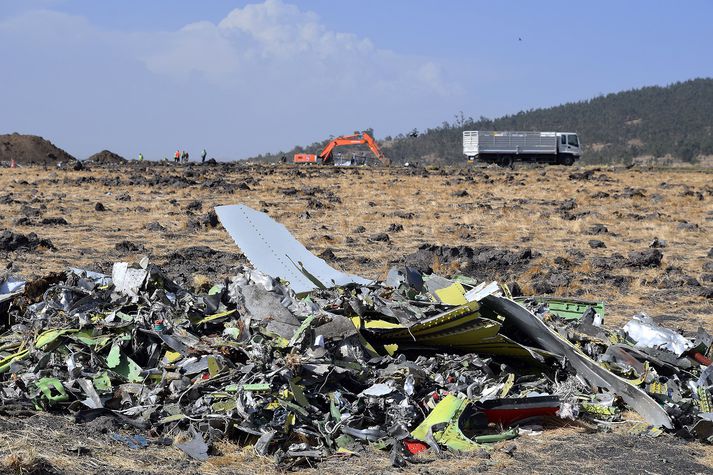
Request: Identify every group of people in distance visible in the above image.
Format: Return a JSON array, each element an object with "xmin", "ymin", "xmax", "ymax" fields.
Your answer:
[
  {"xmin": 136, "ymin": 149, "xmax": 208, "ymax": 163},
  {"xmin": 172, "ymin": 149, "xmax": 207, "ymax": 163}
]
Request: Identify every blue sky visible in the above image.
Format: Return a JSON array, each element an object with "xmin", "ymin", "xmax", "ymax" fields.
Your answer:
[{"xmin": 1, "ymin": 0, "xmax": 712, "ymax": 160}]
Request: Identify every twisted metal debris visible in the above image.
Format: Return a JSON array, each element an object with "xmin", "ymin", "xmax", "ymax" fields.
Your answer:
[{"xmin": 0, "ymin": 207, "xmax": 711, "ymax": 467}]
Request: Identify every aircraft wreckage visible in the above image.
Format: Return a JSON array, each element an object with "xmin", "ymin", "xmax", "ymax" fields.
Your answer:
[{"xmin": 0, "ymin": 204, "xmax": 711, "ymax": 467}]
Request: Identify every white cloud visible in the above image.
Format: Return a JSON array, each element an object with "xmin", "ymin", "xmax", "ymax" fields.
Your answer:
[
  {"xmin": 141, "ymin": 21, "xmax": 242, "ymax": 80},
  {"xmin": 139, "ymin": 0, "xmax": 450, "ymax": 95},
  {"xmin": 216, "ymin": 0, "xmax": 373, "ymax": 58},
  {"xmin": 0, "ymin": 1, "xmax": 461, "ymax": 159}
]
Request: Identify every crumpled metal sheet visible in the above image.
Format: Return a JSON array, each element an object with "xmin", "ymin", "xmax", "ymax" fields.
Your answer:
[
  {"xmin": 176, "ymin": 427, "xmax": 209, "ymax": 461},
  {"xmin": 215, "ymin": 204, "xmax": 371, "ymax": 293},
  {"xmin": 2, "ymin": 238, "xmax": 712, "ymax": 469},
  {"xmin": 0, "ymin": 275, "xmax": 25, "ymax": 295},
  {"xmin": 69, "ymin": 268, "xmax": 112, "ymax": 287},
  {"xmin": 0, "ymin": 275, "xmax": 25, "ymax": 303},
  {"xmin": 111, "ymin": 263, "xmax": 148, "ymax": 299},
  {"xmin": 624, "ymin": 313, "xmax": 693, "ymax": 356},
  {"xmin": 482, "ymin": 295, "xmax": 674, "ymax": 429},
  {"xmin": 238, "ymin": 282, "xmax": 300, "ymax": 339}
]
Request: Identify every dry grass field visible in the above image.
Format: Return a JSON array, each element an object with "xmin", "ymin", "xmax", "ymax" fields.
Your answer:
[
  {"xmin": 1, "ymin": 161, "xmax": 712, "ymax": 474},
  {"xmin": 2, "ymin": 162, "xmax": 711, "ymax": 327}
]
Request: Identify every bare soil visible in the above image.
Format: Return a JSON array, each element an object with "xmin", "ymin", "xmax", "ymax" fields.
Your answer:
[
  {"xmin": 0, "ymin": 134, "xmax": 76, "ymax": 166},
  {"xmin": 85, "ymin": 150, "xmax": 127, "ymax": 165}
]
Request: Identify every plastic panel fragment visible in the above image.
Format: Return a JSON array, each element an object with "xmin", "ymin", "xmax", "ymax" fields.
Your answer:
[
  {"xmin": 411, "ymin": 395, "xmax": 518, "ymax": 451},
  {"xmin": 513, "ymin": 296, "xmax": 605, "ymax": 321}
]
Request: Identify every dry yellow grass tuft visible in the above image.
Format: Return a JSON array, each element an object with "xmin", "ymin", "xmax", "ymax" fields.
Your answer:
[
  {"xmin": 192, "ymin": 274, "xmax": 212, "ymax": 292},
  {"xmin": 1, "ymin": 448, "xmax": 41, "ymax": 474}
]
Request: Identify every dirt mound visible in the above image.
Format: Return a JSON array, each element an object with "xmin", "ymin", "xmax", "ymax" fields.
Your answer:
[
  {"xmin": 157, "ymin": 246, "xmax": 246, "ymax": 287},
  {"xmin": 0, "ymin": 133, "xmax": 76, "ymax": 166},
  {"xmin": 402, "ymin": 243, "xmax": 540, "ymax": 283},
  {"xmin": 86, "ymin": 149, "xmax": 127, "ymax": 165}
]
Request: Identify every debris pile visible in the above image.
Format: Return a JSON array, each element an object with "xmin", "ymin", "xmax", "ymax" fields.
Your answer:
[{"xmin": 0, "ymin": 205, "xmax": 712, "ymax": 468}]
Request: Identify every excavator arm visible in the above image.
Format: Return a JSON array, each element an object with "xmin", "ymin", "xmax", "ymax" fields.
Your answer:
[
  {"xmin": 294, "ymin": 131, "xmax": 389, "ymax": 165},
  {"xmin": 316, "ymin": 132, "xmax": 388, "ymax": 165},
  {"xmin": 362, "ymin": 132, "xmax": 387, "ymax": 163},
  {"xmin": 318, "ymin": 134, "xmax": 365, "ymax": 161}
]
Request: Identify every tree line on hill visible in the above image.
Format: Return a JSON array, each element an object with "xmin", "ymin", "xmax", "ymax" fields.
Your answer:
[{"xmin": 250, "ymin": 78, "xmax": 713, "ymax": 165}]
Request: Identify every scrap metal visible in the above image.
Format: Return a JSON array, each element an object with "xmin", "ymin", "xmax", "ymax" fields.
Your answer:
[
  {"xmin": 0, "ymin": 204, "xmax": 711, "ymax": 467},
  {"xmin": 215, "ymin": 204, "xmax": 371, "ymax": 293}
]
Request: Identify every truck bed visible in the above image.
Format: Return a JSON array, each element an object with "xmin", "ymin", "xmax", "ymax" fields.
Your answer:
[{"xmin": 464, "ymin": 131, "xmax": 558, "ymax": 157}]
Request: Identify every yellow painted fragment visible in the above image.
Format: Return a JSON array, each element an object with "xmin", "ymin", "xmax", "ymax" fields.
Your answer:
[
  {"xmin": 197, "ymin": 309, "xmax": 237, "ymax": 325},
  {"xmin": 624, "ymin": 362, "xmax": 650, "ymax": 386},
  {"xmin": 212, "ymin": 399, "xmax": 237, "ymax": 412},
  {"xmin": 383, "ymin": 344, "xmax": 398, "ymax": 356},
  {"xmin": 351, "ymin": 316, "xmax": 402, "ymax": 330},
  {"xmin": 285, "ymin": 412, "xmax": 296, "ymax": 430},
  {"xmin": 159, "ymin": 414, "xmax": 186, "ymax": 424},
  {"xmin": 35, "ymin": 329, "xmax": 77, "ymax": 349},
  {"xmin": 207, "ymin": 355, "xmax": 220, "ymax": 377},
  {"xmin": 434, "ymin": 283, "xmax": 468, "ymax": 305},
  {"xmin": 0, "ymin": 349, "xmax": 29, "ymax": 374},
  {"xmin": 499, "ymin": 373, "xmax": 514, "ymax": 398},
  {"xmin": 164, "ymin": 351, "xmax": 182, "ymax": 363},
  {"xmin": 352, "ymin": 301, "xmax": 539, "ymax": 358},
  {"xmin": 412, "ymin": 395, "xmax": 518, "ymax": 451}
]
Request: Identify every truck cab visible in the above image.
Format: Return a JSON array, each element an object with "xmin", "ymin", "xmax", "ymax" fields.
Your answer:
[{"xmin": 555, "ymin": 133, "xmax": 582, "ymax": 165}]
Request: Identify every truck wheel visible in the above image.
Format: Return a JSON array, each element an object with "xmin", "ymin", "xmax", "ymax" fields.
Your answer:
[
  {"xmin": 562, "ymin": 155, "xmax": 575, "ymax": 166},
  {"xmin": 498, "ymin": 156, "xmax": 514, "ymax": 168}
]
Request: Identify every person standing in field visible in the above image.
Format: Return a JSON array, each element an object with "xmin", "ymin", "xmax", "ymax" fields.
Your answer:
[
  {"xmin": 174, "ymin": 150, "xmax": 180, "ymax": 163},
  {"xmin": 201, "ymin": 149, "xmax": 207, "ymax": 163},
  {"xmin": 138, "ymin": 153, "xmax": 144, "ymax": 162}
]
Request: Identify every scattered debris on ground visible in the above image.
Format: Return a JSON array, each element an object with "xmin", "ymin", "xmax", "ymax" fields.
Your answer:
[{"xmin": 1, "ymin": 205, "xmax": 711, "ymax": 470}]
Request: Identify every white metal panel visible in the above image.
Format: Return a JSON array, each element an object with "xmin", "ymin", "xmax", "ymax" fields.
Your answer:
[
  {"xmin": 216, "ymin": 204, "xmax": 372, "ymax": 293},
  {"xmin": 0, "ymin": 276, "xmax": 25, "ymax": 304}
]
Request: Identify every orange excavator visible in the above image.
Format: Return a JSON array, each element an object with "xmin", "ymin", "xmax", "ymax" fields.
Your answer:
[{"xmin": 293, "ymin": 131, "xmax": 389, "ymax": 165}]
